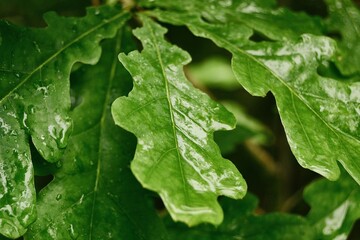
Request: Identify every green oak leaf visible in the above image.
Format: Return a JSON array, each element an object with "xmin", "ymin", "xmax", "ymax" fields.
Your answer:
[
  {"xmin": 26, "ymin": 30, "xmax": 168, "ymax": 240},
  {"xmin": 165, "ymin": 194, "xmax": 316, "ymax": 240},
  {"xmin": 325, "ymin": 0, "xmax": 360, "ymax": 75},
  {"xmin": 145, "ymin": 5, "xmax": 360, "ymax": 185},
  {"xmin": 111, "ymin": 15, "xmax": 246, "ymax": 226},
  {"xmin": 304, "ymin": 172, "xmax": 360, "ymax": 240},
  {"xmin": 140, "ymin": 0, "xmax": 323, "ymax": 41},
  {"xmin": 0, "ymin": 5, "xmax": 129, "ymax": 238}
]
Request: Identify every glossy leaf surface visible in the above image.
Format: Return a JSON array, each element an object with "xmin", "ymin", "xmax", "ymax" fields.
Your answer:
[
  {"xmin": 166, "ymin": 194, "xmax": 315, "ymax": 240},
  {"xmin": 140, "ymin": 0, "xmax": 323, "ymax": 41},
  {"xmin": 0, "ymin": 5, "xmax": 129, "ymax": 238},
  {"xmin": 112, "ymin": 15, "xmax": 246, "ymax": 226},
  {"xmin": 304, "ymin": 173, "xmax": 360, "ymax": 240},
  {"xmin": 145, "ymin": 3, "xmax": 360, "ymax": 185},
  {"xmin": 325, "ymin": 0, "xmax": 360, "ymax": 75},
  {"xmin": 26, "ymin": 31, "xmax": 167, "ymax": 240}
]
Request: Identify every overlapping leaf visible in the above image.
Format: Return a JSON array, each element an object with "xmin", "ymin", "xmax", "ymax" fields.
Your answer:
[
  {"xmin": 140, "ymin": 0, "xmax": 323, "ymax": 41},
  {"xmin": 166, "ymin": 194, "xmax": 315, "ymax": 240},
  {"xmin": 26, "ymin": 31, "xmax": 168, "ymax": 240},
  {"xmin": 304, "ymin": 172, "xmax": 360, "ymax": 239},
  {"xmin": 325, "ymin": 0, "xmax": 360, "ymax": 75},
  {"xmin": 0, "ymin": 5, "xmax": 129, "ymax": 238},
  {"xmin": 111, "ymin": 15, "xmax": 246, "ymax": 226},
  {"xmin": 144, "ymin": 2, "xmax": 360, "ymax": 185}
]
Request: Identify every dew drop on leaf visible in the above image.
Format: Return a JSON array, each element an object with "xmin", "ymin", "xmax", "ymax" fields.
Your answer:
[
  {"xmin": 48, "ymin": 115, "xmax": 72, "ymax": 149},
  {"xmin": 69, "ymin": 224, "xmax": 78, "ymax": 239},
  {"xmin": 28, "ymin": 105, "xmax": 36, "ymax": 114},
  {"xmin": 56, "ymin": 161, "xmax": 62, "ymax": 168},
  {"xmin": 55, "ymin": 194, "xmax": 62, "ymax": 201}
]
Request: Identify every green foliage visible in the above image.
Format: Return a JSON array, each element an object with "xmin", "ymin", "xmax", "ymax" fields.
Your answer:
[
  {"xmin": 325, "ymin": 0, "xmax": 360, "ymax": 75},
  {"xmin": 0, "ymin": 5, "xmax": 129, "ymax": 238},
  {"xmin": 0, "ymin": 0, "xmax": 359, "ymax": 239},
  {"xmin": 145, "ymin": 1, "xmax": 360, "ymax": 185},
  {"xmin": 112, "ymin": 15, "xmax": 246, "ymax": 226},
  {"xmin": 304, "ymin": 171, "xmax": 360, "ymax": 239},
  {"xmin": 25, "ymin": 30, "xmax": 168, "ymax": 240},
  {"xmin": 166, "ymin": 194, "xmax": 315, "ymax": 240}
]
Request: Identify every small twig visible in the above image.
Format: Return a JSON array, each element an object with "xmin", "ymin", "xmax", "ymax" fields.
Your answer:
[
  {"xmin": 91, "ymin": 0, "xmax": 101, "ymax": 6},
  {"xmin": 280, "ymin": 188, "xmax": 304, "ymax": 212},
  {"xmin": 120, "ymin": 0, "xmax": 136, "ymax": 9},
  {"xmin": 244, "ymin": 141, "xmax": 278, "ymax": 175}
]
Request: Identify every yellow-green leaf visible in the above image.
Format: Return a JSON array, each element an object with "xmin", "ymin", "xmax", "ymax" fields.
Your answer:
[{"xmin": 112, "ymin": 15, "xmax": 246, "ymax": 226}]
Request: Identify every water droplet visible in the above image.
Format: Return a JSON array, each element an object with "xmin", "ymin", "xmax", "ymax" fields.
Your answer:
[
  {"xmin": 0, "ymin": 117, "xmax": 11, "ymax": 134},
  {"xmin": 71, "ymin": 25, "xmax": 77, "ymax": 33},
  {"xmin": 69, "ymin": 224, "xmax": 78, "ymax": 239},
  {"xmin": 14, "ymin": 73, "xmax": 20, "ymax": 78},
  {"xmin": 28, "ymin": 105, "xmax": 36, "ymax": 114},
  {"xmin": 22, "ymin": 112, "xmax": 29, "ymax": 132},
  {"xmin": 79, "ymin": 194, "xmax": 84, "ymax": 204},
  {"xmin": 56, "ymin": 194, "xmax": 62, "ymax": 201},
  {"xmin": 89, "ymin": 160, "xmax": 94, "ymax": 166},
  {"xmin": 2, "ymin": 104, "xmax": 7, "ymax": 110},
  {"xmin": 167, "ymin": 64, "xmax": 177, "ymax": 72},
  {"xmin": 56, "ymin": 161, "xmax": 62, "ymax": 168},
  {"xmin": 12, "ymin": 149, "xmax": 18, "ymax": 157},
  {"xmin": 48, "ymin": 115, "xmax": 72, "ymax": 149},
  {"xmin": 33, "ymin": 41, "xmax": 41, "ymax": 53},
  {"xmin": 36, "ymin": 86, "xmax": 50, "ymax": 97},
  {"xmin": 9, "ymin": 130, "xmax": 17, "ymax": 136},
  {"xmin": 219, "ymin": 0, "xmax": 232, "ymax": 7},
  {"xmin": 95, "ymin": 9, "xmax": 100, "ymax": 15}
]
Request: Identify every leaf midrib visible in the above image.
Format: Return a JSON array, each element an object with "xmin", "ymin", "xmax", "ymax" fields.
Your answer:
[
  {"xmin": 151, "ymin": 10, "xmax": 360, "ymax": 145},
  {"xmin": 0, "ymin": 11, "xmax": 128, "ymax": 106},
  {"xmin": 188, "ymin": 19, "xmax": 360, "ymax": 146},
  {"xmin": 88, "ymin": 30, "xmax": 121, "ymax": 239},
  {"xmin": 147, "ymin": 21, "xmax": 190, "ymax": 203}
]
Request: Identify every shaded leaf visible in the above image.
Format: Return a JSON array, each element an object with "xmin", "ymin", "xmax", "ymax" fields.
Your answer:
[
  {"xmin": 111, "ymin": 15, "xmax": 246, "ymax": 226},
  {"xmin": 215, "ymin": 101, "xmax": 272, "ymax": 155},
  {"xmin": 304, "ymin": 172, "xmax": 360, "ymax": 240},
  {"xmin": 0, "ymin": 5, "xmax": 129, "ymax": 238},
  {"xmin": 26, "ymin": 30, "xmax": 168, "ymax": 240},
  {"xmin": 187, "ymin": 57, "xmax": 239, "ymax": 90},
  {"xmin": 140, "ymin": 0, "xmax": 323, "ymax": 41},
  {"xmin": 325, "ymin": 0, "xmax": 360, "ymax": 75},
  {"xmin": 145, "ymin": 3, "xmax": 360, "ymax": 185},
  {"xmin": 166, "ymin": 194, "xmax": 316, "ymax": 240}
]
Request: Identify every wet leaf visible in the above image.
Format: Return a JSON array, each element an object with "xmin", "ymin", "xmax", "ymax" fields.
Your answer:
[
  {"xmin": 145, "ymin": 3, "xmax": 360, "ymax": 185},
  {"xmin": 0, "ymin": 5, "xmax": 129, "ymax": 238},
  {"xmin": 304, "ymin": 172, "xmax": 360, "ymax": 240},
  {"xmin": 166, "ymin": 194, "xmax": 316, "ymax": 240},
  {"xmin": 111, "ymin": 15, "xmax": 246, "ymax": 226},
  {"xmin": 26, "ymin": 30, "xmax": 168, "ymax": 240},
  {"xmin": 325, "ymin": 0, "xmax": 360, "ymax": 75},
  {"xmin": 140, "ymin": 0, "xmax": 323, "ymax": 41}
]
